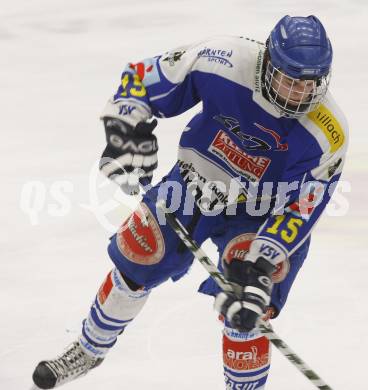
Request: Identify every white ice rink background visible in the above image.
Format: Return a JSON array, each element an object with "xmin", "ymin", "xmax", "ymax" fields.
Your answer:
[{"xmin": 1, "ymin": 0, "xmax": 367, "ymax": 389}]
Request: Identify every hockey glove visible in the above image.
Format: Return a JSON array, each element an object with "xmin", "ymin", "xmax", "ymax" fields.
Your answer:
[
  {"xmin": 100, "ymin": 117, "xmax": 158, "ymax": 195},
  {"xmin": 214, "ymin": 257, "xmax": 275, "ymax": 332}
]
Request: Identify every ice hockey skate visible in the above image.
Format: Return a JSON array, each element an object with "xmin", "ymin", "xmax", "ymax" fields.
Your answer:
[
  {"xmin": 32, "ymin": 341, "xmax": 103, "ymax": 389},
  {"xmin": 28, "ymin": 13, "xmax": 348, "ymax": 390}
]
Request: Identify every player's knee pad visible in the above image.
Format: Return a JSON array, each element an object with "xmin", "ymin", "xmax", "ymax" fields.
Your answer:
[
  {"xmin": 222, "ymin": 322, "xmax": 271, "ymax": 390},
  {"xmin": 79, "ymin": 268, "xmax": 150, "ymax": 357}
]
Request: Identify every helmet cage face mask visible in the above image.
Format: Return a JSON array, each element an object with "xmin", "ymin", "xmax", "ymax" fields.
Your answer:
[{"xmin": 264, "ymin": 59, "xmax": 331, "ymax": 118}]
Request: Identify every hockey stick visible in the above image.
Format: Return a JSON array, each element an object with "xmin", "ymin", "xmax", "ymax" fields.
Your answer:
[{"xmin": 156, "ymin": 199, "xmax": 334, "ymax": 390}]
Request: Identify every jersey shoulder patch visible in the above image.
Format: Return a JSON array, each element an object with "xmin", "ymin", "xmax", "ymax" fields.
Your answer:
[
  {"xmin": 307, "ymin": 103, "xmax": 345, "ymax": 153},
  {"xmin": 158, "ymin": 35, "xmax": 261, "ymax": 89},
  {"xmin": 299, "ymin": 92, "xmax": 348, "ymax": 155}
]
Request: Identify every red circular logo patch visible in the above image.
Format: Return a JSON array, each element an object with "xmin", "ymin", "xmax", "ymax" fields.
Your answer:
[
  {"xmin": 117, "ymin": 203, "xmax": 165, "ymax": 265},
  {"xmin": 222, "ymin": 233, "xmax": 256, "ymax": 265},
  {"xmin": 222, "ymin": 233, "xmax": 289, "ymax": 282}
]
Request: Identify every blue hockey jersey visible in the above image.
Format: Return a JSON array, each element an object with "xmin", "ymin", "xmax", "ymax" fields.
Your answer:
[{"xmin": 101, "ymin": 36, "xmax": 348, "ymax": 266}]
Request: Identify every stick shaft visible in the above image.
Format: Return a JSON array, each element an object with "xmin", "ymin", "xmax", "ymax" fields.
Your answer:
[{"xmin": 156, "ymin": 200, "xmax": 333, "ymax": 390}]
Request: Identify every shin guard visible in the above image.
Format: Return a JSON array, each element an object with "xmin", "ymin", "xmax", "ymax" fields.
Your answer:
[
  {"xmin": 222, "ymin": 323, "xmax": 271, "ymax": 390},
  {"xmin": 79, "ymin": 268, "xmax": 149, "ymax": 358}
]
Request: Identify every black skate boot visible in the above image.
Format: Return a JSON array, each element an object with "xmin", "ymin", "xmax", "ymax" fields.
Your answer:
[{"xmin": 32, "ymin": 341, "xmax": 103, "ymax": 389}]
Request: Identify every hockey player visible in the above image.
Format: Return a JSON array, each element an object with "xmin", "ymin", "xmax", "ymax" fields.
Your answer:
[{"xmin": 32, "ymin": 15, "xmax": 348, "ymax": 389}]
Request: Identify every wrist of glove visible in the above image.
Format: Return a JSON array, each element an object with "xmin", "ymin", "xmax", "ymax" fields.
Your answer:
[
  {"xmin": 214, "ymin": 257, "xmax": 275, "ymax": 332},
  {"xmin": 99, "ymin": 117, "xmax": 158, "ymax": 195}
]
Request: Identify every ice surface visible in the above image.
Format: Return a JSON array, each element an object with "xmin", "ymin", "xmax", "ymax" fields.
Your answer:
[{"xmin": 1, "ymin": 1, "xmax": 367, "ymax": 389}]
